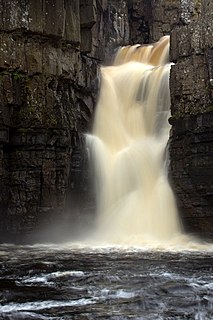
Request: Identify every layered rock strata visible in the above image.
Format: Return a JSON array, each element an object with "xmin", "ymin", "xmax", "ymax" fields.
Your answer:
[
  {"xmin": 169, "ymin": 0, "xmax": 213, "ymax": 238},
  {"xmin": 0, "ymin": 0, "xmax": 130, "ymax": 242}
]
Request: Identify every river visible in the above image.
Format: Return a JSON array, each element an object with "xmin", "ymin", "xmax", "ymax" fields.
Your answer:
[{"xmin": 0, "ymin": 244, "xmax": 212, "ymax": 319}]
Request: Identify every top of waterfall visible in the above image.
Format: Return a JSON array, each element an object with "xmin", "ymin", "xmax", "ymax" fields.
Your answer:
[{"xmin": 113, "ymin": 36, "xmax": 170, "ymax": 67}]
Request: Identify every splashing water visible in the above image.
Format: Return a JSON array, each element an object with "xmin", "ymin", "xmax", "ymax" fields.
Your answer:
[{"xmin": 85, "ymin": 36, "xmax": 207, "ymax": 249}]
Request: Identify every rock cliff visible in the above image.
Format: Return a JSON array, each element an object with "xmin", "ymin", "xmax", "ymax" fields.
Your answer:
[
  {"xmin": 0, "ymin": 0, "xmax": 132, "ymax": 242},
  {"xmin": 169, "ymin": 0, "xmax": 213, "ymax": 238}
]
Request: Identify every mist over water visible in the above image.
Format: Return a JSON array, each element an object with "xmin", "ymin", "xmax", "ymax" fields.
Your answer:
[{"xmin": 85, "ymin": 36, "xmax": 183, "ymax": 247}]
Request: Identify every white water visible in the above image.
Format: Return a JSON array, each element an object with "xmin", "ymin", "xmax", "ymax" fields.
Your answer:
[{"xmin": 86, "ymin": 36, "xmax": 184, "ymax": 246}]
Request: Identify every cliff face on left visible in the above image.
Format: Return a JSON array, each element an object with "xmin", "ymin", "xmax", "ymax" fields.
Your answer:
[
  {"xmin": 0, "ymin": 0, "xmax": 183, "ymax": 242},
  {"xmin": 0, "ymin": 0, "xmax": 130, "ymax": 242}
]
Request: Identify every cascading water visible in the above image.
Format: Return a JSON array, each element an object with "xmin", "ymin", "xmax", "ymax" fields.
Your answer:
[{"xmin": 87, "ymin": 36, "xmax": 182, "ymax": 245}]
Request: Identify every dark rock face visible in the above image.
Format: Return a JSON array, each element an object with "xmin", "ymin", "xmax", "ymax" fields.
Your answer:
[
  {"xmin": 0, "ymin": 1, "xmax": 88, "ymax": 242},
  {"xmin": 129, "ymin": 0, "xmax": 180, "ymax": 44},
  {"xmin": 169, "ymin": 0, "xmax": 213, "ymax": 238},
  {"xmin": 0, "ymin": 0, "xmax": 132, "ymax": 242}
]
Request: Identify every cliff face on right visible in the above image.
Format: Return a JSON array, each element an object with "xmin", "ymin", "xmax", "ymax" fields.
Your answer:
[{"xmin": 169, "ymin": 0, "xmax": 213, "ymax": 238}]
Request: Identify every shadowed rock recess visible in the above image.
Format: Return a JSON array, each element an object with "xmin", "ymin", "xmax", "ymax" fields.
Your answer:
[{"xmin": 0, "ymin": 0, "xmax": 212, "ymax": 242}]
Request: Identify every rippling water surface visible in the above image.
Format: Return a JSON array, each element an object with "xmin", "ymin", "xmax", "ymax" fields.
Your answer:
[{"xmin": 0, "ymin": 244, "xmax": 212, "ymax": 319}]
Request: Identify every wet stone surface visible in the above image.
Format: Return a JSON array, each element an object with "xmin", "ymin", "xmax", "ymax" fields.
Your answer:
[{"xmin": 0, "ymin": 245, "xmax": 212, "ymax": 319}]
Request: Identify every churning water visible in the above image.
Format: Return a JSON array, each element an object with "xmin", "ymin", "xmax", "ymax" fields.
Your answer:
[{"xmin": 0, "ymin": 244, "xmax": 212, "ymax": 320}]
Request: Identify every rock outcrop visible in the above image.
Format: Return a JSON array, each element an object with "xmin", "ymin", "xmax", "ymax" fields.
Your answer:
[{"xmin": 169, "ymin": 0, "xmax": 213, "ymax": 238}]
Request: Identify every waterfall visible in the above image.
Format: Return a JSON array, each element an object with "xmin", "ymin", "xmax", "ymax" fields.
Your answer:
[{"xmin": 87, "ymin": 36, "xmax": 182, "ymax": 245}]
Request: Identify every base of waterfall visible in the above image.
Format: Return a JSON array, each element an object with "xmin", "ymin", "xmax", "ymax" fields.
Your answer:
[
  {"xmin": 86, "ymin": 36, "xmax": 184, "ymax": 246},
  {"xmin": 63, "ymin": 223, "xmax": 213, "ymax": 252}
]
